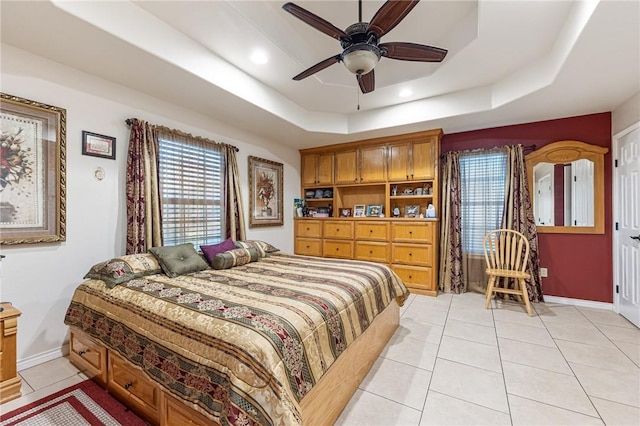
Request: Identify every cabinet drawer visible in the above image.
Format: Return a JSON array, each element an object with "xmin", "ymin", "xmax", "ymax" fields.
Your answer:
[
  {"xmin": 392, "ymin": 265, "xmax": 434, "ymax": 291},
  {"xmin": 163, "ymin": 393, "xmax": 211, "ymax": 426},
  {"xmin": 391, "ymin": 243, "xmax": 432, "ymax": 266},
  {"xmin": 296, "ymin": 220, "xmax": 323, "ymax": 238},
  {"xmin": 355, "ymin": 242, "xmax": 389, "ymax": 263},
  {"xmin": 392, "ymin": 222, "xmax": 434, "ymax": 242},
  {"xmin": 355, "ymin": 222, "xmax": 389, "ymax": 241},
  {"xmin": 108, "ymin": 352, "xmax": 160, "ymax": 422},
  {"xmin": 70, "ymin": 331, "xmax": 107, "ymax": 386},
  {"xmin": 295, "ymin": 238, "xmax": 322, "ymax": 256},
  {"xmin": 323, "ymin": 240, "xmax": 354, "ymax": 259},
  {"xmin": 323, "ymin": 221, "xmax": 354, "ymax": 239}
]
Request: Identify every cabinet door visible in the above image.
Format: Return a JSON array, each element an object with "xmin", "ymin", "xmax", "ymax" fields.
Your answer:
[
  {"xmin": 316, "ymin": 153, "xmax": 334, "ymax": 185},
  {"xmin": 360, "ymin": 146, "xmax": 387, "ymax": 183},
  {"xmin": 335, "ymin": 151, "xmax": 358, "ymax": 184},
  {"xmin": 412, "ymin": 139, "xmax": 435, "ymax": 180},
  {"xmin": 301, "ymin": 154, "xmax": 318, "ymax": 186},
  {"xmin": 388, "ymin": 143, "xmax": 410, "ymax": 181}
]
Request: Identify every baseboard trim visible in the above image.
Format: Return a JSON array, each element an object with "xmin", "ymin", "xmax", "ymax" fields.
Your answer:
[
  {"xmin": 17, "ymin": 343, "xmax": 69, "ymax": 372},
  {"xmin": 543, "ymin": 295, "xmax": 613, "ymax": 310}
]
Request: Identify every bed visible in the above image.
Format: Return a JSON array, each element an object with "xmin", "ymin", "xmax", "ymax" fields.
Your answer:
[{"xmin": 64, "ymin": 252, "xmax": 409, "ymax": 425}]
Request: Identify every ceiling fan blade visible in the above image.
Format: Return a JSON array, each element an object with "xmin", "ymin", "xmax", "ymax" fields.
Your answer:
[
  {"xmin": 293, "ymin": 55, "xmax": 342, "ymax": 80},
  {"xmin": 282, "ymin": 2, "xmax": 350, "ymax": 42},
  {"xmin": 357, "ymin": 69, "xmax": 375, "ymax": 94},
  {"xmin": 380, "ymin": 42, "xmax": 448, "ymax": 62},
  {"xmin": 367, "ymin": 0, "xmax": 420, "ymax": 38}
]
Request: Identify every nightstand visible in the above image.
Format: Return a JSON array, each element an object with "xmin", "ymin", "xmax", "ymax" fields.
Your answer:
[{"xmin": 0, "ymin": 303, "xmax": 22, "ymax": 403}]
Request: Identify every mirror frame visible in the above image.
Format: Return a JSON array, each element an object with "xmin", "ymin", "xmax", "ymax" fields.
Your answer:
[{"xmin": 526, "ymin": 140, "xmax": 608, "ymax": 234}]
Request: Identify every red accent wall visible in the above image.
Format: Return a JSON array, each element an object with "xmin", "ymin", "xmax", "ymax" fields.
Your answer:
[{"xmin": 442, "ymin": 113, "xmax": 613, "ymax": 302}]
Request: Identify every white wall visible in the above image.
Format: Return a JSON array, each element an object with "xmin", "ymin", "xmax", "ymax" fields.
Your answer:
[
  {"xmin": 0, "ymin": 45, "xmax": 301, "ymax": 367},
  {"xmin": 612, "ymin": 92, "xmax": 640, "ymax": 134}
]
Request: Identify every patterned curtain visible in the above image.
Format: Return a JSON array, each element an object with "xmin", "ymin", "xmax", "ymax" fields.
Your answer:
[
  {"xmin": 439, "ymin": 152, "xmax": 464, "ymax": 293},
  {"xmin": 502, "ymin": 145, "xmax": 544, "ymax": 302},
  {"xmin": 126, "ymin": 119, "xmax": 162, "ymax": 254},
  {"xmin": 222, "ymin": 145, "xmax": 246, "ymax": 241}
]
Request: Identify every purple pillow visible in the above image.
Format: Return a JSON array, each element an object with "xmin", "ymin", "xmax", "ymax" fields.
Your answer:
[{"xmin": 200, "ymin": 238, "xmax": 236, "ymax": 264}]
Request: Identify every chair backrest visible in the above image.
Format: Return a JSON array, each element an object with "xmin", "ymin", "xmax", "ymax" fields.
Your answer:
[{"xmin": 483, "ymin": 229, "xmax": 530, "ymax": 272}]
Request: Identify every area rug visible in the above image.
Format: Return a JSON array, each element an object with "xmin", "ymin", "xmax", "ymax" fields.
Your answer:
[{"xmin": 0, "ymin": 379, "xmax": 147, "ymax": 425}]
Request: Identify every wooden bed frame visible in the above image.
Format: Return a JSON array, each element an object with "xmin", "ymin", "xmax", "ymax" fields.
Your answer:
[{"xmin": 69, "ymin": 297, "xmax": 402, "ymax": 425}]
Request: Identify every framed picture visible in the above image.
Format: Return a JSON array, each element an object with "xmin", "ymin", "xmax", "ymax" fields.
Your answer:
[
  {"xmin": 248, "ymin": 156, "xmax": 283, "ymax": 227},
  {"xmin": 340, "ymin": 208, "xmax": 352, "ymax": 217},
  {"xmin": 405, "ymin": 204, "xmax": 420, "ymax": 218},
  {"xmin": 0, "ymin": 93, "xmax": 66, "ymax": 245},
  {"xmin": 353, "ymin": 204, "xmax": 366, "ymax": 217},
  {"xmin": 82, "ymin": 131, "xmax": 116, "ymax": 160},
  {"xmin": 366, "ymin": 204, "xmax": 383, "ymax": 217}
]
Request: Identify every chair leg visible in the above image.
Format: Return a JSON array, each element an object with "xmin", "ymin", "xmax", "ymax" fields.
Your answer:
[
  {"xmin": 520, "ymin": 279, "xmax": 532, "ymax": 316},
  {"xmin": 485, "ymin": 276, "xmax": 496, "ymax": 309}
]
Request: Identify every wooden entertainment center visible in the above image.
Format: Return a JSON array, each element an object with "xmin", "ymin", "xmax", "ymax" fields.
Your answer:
[{"xmin": 295, "ymin": 129, "xmax": 442, "ymax": 296}]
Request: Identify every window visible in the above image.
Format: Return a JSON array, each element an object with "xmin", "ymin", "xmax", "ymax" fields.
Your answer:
[
  {"xmin": 158, "ymin": 137, "xmax": 224, "ymax": 247},
  {"xmin": 459, "ymin": 151, "xmax": 507, "ymax": 253}
]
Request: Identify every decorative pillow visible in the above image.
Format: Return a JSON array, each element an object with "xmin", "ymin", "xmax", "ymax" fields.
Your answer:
[
  {"xmin": 149, "ymin": 243, "xmax": 209, "ymax": 278},
  {"xmin": 234, "ymin": 240, "xmax": 279, "ymax": 257},
  {"xmin": 84, "ymin": 253, "xmax": 162, "ymax": 288},
  {"xmin": 200, "ymin": 238, "xmax": 236, "ymax": 264},
  {"xmin": 212, "ymin": 247, "xmax": 259, "ymax": 270}
]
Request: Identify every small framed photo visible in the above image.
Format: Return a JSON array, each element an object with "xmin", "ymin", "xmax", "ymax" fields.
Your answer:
[
  {"xmin": 353, "ymin": 204, "xmax": 366, "ymax": 217},
  {"xmin": 405, "ymin": 204, "xmax": 420, "ymax": 218},
  {"xmin": 82, "ymin": 131, "xmax": 116, "ymax": 160},
  {"xmin": 366, "ymin": 204, "xmax": 382, "ymax": 217},
  {"xmin": 340, "ymin": 208, "xmax": 352, "ymax": 217}
]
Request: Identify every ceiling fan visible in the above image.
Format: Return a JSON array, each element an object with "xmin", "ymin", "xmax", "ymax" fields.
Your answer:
[{"xmin": 282, "ymin": 0, "xmax": 448, "ymax": 94}]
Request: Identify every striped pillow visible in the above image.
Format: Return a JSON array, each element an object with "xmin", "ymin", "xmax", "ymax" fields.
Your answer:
[
  {"xmin": 234, "ymin": 240, "xmax": 279, "ymax": 257},
  {"xmin": 212, "ymin": 248, "xmax": 259, "ymax": 270}
]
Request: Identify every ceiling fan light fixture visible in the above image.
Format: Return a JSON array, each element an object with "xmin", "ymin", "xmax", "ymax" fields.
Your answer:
[{"xmin": 342, "ymin": 44, "xmax": 380, "ymax": 75}]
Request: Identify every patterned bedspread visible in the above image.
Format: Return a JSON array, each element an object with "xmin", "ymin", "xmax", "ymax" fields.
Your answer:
[{"xmin": 64, "ymin": 253, "xmax": 409, "ymax": 426}]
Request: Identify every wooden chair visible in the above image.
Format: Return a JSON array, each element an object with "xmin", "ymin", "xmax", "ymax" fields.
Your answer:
[{"xmin": 483, "ymin": 229, "xmax": 532, "ymax": 316}]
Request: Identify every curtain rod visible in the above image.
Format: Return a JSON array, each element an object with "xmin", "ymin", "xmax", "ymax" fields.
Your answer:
[{"xmin": 125, "ymin": 118, "xmax": 239, "ymax": 152}]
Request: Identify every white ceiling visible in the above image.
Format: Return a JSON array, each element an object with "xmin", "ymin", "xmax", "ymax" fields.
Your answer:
[{"xmin": 1, "ymin": 1, "xmax": 638, "ymax": 149}]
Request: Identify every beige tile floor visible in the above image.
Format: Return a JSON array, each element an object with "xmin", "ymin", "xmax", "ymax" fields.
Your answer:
[{"xmin": 1, "ymin": 292, "xmax": 638, "ymax": 425}]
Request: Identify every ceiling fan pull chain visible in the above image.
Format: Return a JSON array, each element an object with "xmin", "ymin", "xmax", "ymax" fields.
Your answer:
[{"xmin": 357, "ymin": 87, "xmax": 360, "ymax": 111}]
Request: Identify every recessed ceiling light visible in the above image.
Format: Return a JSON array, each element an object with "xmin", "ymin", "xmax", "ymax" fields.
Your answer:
[
  {"xmin": 399, "ymin": 89, "xmax": 413, "ymax": 98},
  {"xmin": 250, "ymin": 50, "xmax": 268, "ymax": 65}
]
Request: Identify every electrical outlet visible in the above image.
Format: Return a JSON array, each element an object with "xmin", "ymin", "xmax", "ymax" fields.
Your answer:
[{"xmin": 540, "ymin": 267, "xmax": 548, "ymax": 277}]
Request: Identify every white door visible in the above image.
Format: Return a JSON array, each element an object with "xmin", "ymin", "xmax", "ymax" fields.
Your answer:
[
  {"xmin": 534, "ymin": 166, "xmax": 554, "ymax": 225},
  {"xmin": 614, "ymin": 124, "xmax": 640, "ymax": 327},
  {"xmin": 571, "ymin": 159, "xmax": 594, "ymax": 226}
]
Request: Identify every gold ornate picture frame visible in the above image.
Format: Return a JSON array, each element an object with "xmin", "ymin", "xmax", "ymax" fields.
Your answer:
[
  {"xmin": 248, "ymin": 156, "xmax": 283, "ymax": 228},
  {"xmin": 0, "ymin": 93, "xmax": 66, "ymax": 245}
]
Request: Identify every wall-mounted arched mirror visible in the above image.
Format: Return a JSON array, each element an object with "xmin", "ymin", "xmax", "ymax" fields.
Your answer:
[{"xmin": 526, "ymin": 140, "xmax": 608, "ymax": 234}]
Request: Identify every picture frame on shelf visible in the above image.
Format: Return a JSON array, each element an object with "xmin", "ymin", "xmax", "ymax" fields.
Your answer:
[
  {"xmin": 405, "ymin": 204, "xmax": 420, "ymax": 218},
  {"xmin": 82, "ymin": 131, "xmax": 116, "ymax": 160},
  {"xmin": 0, "ymin": 93, "xmax": 66, "ymax": 245},
  {"xmin": 353, "ymin": 204, "xmax": 366, "ymax": 217},
  {"xmin": 340, "ymin": 208, "xmax": 352, "ymax": 217},
  {"xmin": 366, "ymin": 204, "xmax": 382, "ymax": 217}
]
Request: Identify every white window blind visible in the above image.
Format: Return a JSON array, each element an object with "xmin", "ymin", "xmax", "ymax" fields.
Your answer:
[
  {"xmin": 158, "ymin": 137, "xmax": 224, "ymax": 248},
  {"xmin": 460, "ymin": 151, "xmax": 507, "ymax": 253}
]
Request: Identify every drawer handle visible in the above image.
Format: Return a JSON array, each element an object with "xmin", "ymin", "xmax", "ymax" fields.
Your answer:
[
  {"xmin": 306, "ymin": 245, "xmax": 310, "ymax": 249},
  {"xmin": 336, "ymin": 248, "xmax": 340, "ymax": 251},
  {"xmin": 78, "ymin": 350, "xmax": 86, "ymax": 356},
  {"xmin": 409, "ymin": 252, "xmax": 413, "ymax": 257},
  {"xmin": 306, "ymin": 227, "xmax": 310, "ymax": 231},
  {"xmin": 409, "ymin": 275, "xmax": 413, "ymax": 279},
  {"xmin": 336, "ymin": 228, "xmax": 340, "ymax": 232},
  {"xmin": 369, "ymin": 250, "xmax": 373, "ymax": 254},
  {"xmin": 369, "ymin": 229, "xmax": 373, "ymax": 233},
  {"xmin": 124, "ymin": 382, "xmax": 133, "ymax": 390},
  {"xmin": 409, "ymin": 231, "xmax": 413, "ymax": 235}
]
